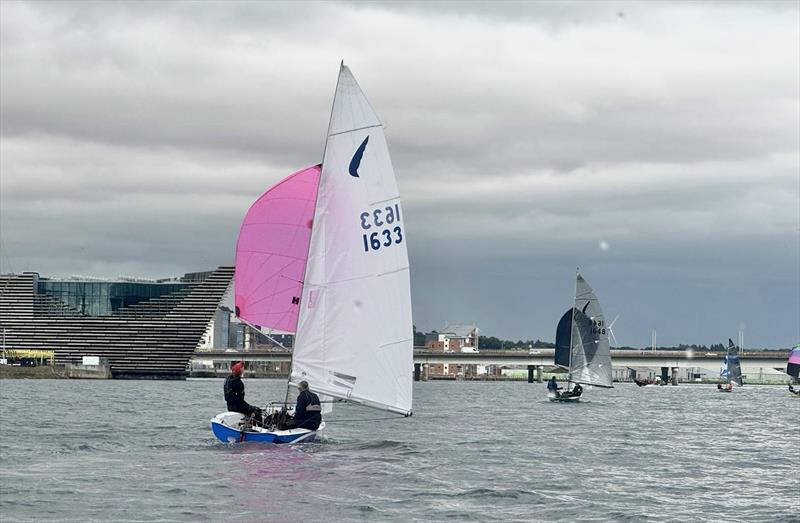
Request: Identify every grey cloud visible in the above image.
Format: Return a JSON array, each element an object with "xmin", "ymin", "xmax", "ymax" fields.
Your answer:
[{"xmin": 1, "ymin": 0, "xmax": 797, "ymax": 347}]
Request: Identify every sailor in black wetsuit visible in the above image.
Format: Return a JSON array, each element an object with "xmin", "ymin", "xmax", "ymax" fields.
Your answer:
[
  {"xmin": 570, "ymin": 383, "xmax": 583, "ymax": 397},
  {"xmin": 223, "ymin": 361, "xmax": 263, "ymax": 423},
  {"xmin": 282, "ymin": 381, "xmax": 322, "ymax": 431}
]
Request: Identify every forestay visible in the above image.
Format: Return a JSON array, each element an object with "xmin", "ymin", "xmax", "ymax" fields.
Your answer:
[
  {"xmin": 291, "ymin": 64, "xmax": 413, "ymax": 416},
  {"xmin": 234, "ymin": 165, "xmax": 321, "ymax": 333},
  {"xmin": 568, "ymin": 274, "xmax": 613, "ymax": 388}
]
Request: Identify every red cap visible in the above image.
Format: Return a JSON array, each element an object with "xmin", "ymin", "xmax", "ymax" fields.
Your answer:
[{"xmin": 231, "ymin": 362, "xmax": 244, "ymax": 375}]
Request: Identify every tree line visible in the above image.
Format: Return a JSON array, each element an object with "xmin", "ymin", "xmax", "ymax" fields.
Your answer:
[{"xmin": 413, "ymin": 326, "xmax": 781, "ymax": 351}]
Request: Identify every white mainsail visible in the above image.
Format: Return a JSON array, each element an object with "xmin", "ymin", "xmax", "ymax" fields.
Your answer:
[
  {"xmin": 290, "ymin": 64, "xmax": 413, "ymax": 416},
  {"xmin": 568, "ymin": 274, "xmax": 613, "ymax": 388}
]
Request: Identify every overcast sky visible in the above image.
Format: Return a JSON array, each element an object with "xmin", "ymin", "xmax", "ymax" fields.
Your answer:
[{"xmin": 1, "ymin": 1, "xmax": 798, "ymax": 348}]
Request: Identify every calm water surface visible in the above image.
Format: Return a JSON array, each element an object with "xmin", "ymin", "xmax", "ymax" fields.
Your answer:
[{"xmin": 0, "ymin": 379, "xmax": 797, "ymax": 522}]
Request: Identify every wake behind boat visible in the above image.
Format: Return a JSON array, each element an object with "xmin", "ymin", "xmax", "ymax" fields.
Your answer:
[
  {"xmin": 547, "ymin": 271, "xmax": 613, "ymax": 402},
  {"xmin": 211, "ymin": 63, "xmax": 413, "ymax": 443}
]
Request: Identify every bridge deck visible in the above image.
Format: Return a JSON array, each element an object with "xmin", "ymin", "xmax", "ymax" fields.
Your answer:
[{"xmin": 192, "ymin": 349, "xmax": 788, "ymax": 370}]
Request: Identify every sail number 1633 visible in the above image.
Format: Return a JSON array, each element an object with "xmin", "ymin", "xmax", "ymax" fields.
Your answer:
[{"xmin": 360, "ymin": 204, "xmax": 404, "ymax": 252}]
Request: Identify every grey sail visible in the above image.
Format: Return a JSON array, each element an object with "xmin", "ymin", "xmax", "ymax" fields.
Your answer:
[
  {"xmin": 788, "ymin": 346, "xmax": 800, "ymax": 378},
  {"xmin": 723, "ymin": 339, "xmax": 743, "ymax": 386},
  {"xmin": 567, "ymin": 274, "xmax": 613, "ymax": 388},
  {"xmin": 554, "ymin": 308, "xmax": 574, "ymax": 368}
]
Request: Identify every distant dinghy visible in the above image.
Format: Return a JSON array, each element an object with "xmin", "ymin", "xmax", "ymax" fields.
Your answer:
[
  {"xmin": 211, "ymin": 63, "xmax": 413, "ymax": 443},
  {"xmin": 717, "ymin": 339, "xmax": 743, "ymax": 393},
  {"xmin": 785, "ymin": 345, "xmax": 800, "ymax": 398},
  {"xmin": 549, "ymin": 272, "xmax": 614, "ymax": 402}
]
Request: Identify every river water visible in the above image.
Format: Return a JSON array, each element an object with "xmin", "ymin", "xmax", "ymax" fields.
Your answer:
[{"xmin": 0, "ymin": 378, "xmax": 796, "ymax": 522}]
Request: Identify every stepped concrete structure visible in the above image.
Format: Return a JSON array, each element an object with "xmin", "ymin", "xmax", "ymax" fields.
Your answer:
[{"xmin": 0, "ymin": 266, "xmax": 234, "ymax": 378}]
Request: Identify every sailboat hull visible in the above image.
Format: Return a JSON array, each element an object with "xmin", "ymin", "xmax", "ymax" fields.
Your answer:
[
  {"xmin": 547, "ymin": 391, "xmax": 581, "ymax": 402},
  {"xmin": 210, "ymin": 412, "xmax": 323, "ymax": 444}
]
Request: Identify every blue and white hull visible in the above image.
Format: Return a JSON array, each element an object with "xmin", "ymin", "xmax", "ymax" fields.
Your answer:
[{"xmin": 210, "ymin": 412, "xmax": 324, "ymax": 444}]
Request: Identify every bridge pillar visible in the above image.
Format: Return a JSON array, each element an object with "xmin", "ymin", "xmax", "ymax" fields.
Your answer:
[
  {"xmin": 660, "ymin": 367, "xmax": 669, "ymax": 383},
  {"xmin": 527, "ymin": 365, "xmax": 535, "ymax": 383},
  {"xmin": 671, "ymin": 367, "xmax": 679, "ymax": 385},
  {"xmin": 414, "ymin": 363, "xmax": 421, "ymax": 382},
  {"xmin": 536, "ymin": 365, "xmax": 543, "ymax": 383}
]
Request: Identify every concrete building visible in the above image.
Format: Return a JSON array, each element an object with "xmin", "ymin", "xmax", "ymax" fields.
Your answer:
[
  {"xmin": 437, "ymin": 324, "xmax": 480, "ymax": 353},
  {"xmin": 425, "ymin": 323, "xmax": 480, "ymax": 377},
  {"xmin": 0, "ymin": 267, "xmax": 234, "ymax": 378}
]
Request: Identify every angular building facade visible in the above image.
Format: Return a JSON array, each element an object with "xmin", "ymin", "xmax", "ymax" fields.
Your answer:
[{"xmin": 0, "ymin": 266, "xmax": 234, "ymax": 378}]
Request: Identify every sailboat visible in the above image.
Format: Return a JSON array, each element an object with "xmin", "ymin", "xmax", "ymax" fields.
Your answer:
[
  {"xmin": 717, "ymin": 339, "xmax": 743, "ymax": 392},
  {"xmin": 550, "ymin": 272, "xmax": 614, "ymax": 402},
  {"xmin": 786, "ymin": 345, "xmax": 800, "ymax": 397},
  {"xmin": 211, "ymin": 63, "xmax": 413, "ymax": 443}
]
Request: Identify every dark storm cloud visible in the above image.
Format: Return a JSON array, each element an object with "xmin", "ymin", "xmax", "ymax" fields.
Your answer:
[{"xmin": 0, "ymin": 0, "xmax": 797, "ymax": 347}]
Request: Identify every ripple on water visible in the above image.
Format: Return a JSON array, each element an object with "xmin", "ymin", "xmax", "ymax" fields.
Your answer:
[{"xmin": 0, "ymin": 380, "xmax": 797, "ymax": 522}]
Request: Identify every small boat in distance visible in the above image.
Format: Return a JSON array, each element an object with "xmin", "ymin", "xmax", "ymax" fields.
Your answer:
[
  {"xmin": 717, "ymin": 339, "xmax": 743, "ymax": 393},
  {"xmin": 786, "ymin": 345, "xmax": 800, "ymax": 397},
  {"xmin": 211, "ymin": 63, "xmax": 414, "ymax": 443},
  {"xmin": 550, "ymin": 272, "xmax": 613, "ymax": 402},
  {"xmin": 634, "ymin": 377, "xmax": 665, "ymax": 387}
]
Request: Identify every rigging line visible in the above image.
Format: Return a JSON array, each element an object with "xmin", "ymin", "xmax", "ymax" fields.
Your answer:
[
  {"xmin": 323, "ymin": 416, "xmax": 406, "ymax": 424},
  {"xmin": 238, "ymin": 317, "xmax": 290, "ymax": 350},
  {"xmin": 266, "ymin": 399, "xmax": 346, "ymax": 405},
  {"xmin": 304, "ymin": 265, "xmax": 410, "ymax": 288},
  {"xmin": 327, "ymin": 123, "xmax": 383, "ymax": 138},
  {"xmin": 369, "ymin": 196, "xmax": 401, "ymax": 206}
]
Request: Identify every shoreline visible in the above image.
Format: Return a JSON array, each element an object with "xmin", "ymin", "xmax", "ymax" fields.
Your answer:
[{"xmin": 0, "ymin": 365, "xmax": 792, "ymax": 386}]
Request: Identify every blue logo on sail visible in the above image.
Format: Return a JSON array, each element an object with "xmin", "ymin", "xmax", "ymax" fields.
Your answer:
[{"xmin": 349, "ymin": 136, "xmax": 369, "ymax": 177}]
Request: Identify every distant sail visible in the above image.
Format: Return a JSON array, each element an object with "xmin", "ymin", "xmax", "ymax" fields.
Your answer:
[
  {"xmin": 554, "ymin": 308, "xmax": 574, "ymax": 368},
  {"xmin": 722, "ymin": 339, "xmax": 743, "ymax": 386},
  {"xmin": 291, "ymin": 65, "xmax": 413, "ymax": 416},
  {"xmin": 234, "ymin": 165, "xmax": 321, "ymax": 333},
  {"xmin": 568, "ymin": 274, "xmax": 613, "ymax": 388},
  {"xmin": 787, "ymin": 346, "xmax": 800, "ymax": 379}
]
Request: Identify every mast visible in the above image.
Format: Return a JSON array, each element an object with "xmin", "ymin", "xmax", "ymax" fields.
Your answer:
[
  {"xmin": 282, "ymin": 66, "xmax": 344, "ymax": 405},
  {"xmin": 567, "ymin": 268, "xmax": 578, "ymax": 389}
]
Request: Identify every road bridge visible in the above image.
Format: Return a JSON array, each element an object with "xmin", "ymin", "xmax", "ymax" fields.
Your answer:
[
  {"xmin": 193, "ymin": 348, "xmax": 788, "ymax": 372},
  {"xmin": 412, "ymin": 349, "xmax": 787, "ymax": 369}
]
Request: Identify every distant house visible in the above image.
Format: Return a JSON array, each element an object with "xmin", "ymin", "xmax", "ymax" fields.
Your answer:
[
  {"xmin": 426, "ymin": 362, "xmax": 458, "ymax": 378},
  {"xmin": 423, "ymin": 324, "xmax": 480, "ymax": 378},
  {"xmin": 425, "ymin": 340, "xmax": 445, "ymax": 351},
  {"xmin": 438, "ymin": 323, "xmax": 480, "ymax": 353}
]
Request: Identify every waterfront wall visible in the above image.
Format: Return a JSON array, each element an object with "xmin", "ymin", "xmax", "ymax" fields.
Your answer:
[{"xmin": 0, "ymin": 364, "xmax": 110, "ymax": 379}]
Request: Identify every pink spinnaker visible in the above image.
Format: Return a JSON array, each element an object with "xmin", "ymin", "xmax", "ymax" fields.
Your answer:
[{"xmin": 234, "ymin": 165, "xmax": 321, "ymax": 333}]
